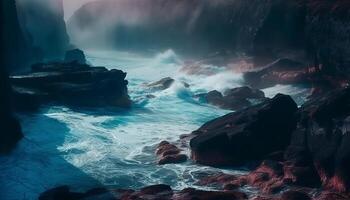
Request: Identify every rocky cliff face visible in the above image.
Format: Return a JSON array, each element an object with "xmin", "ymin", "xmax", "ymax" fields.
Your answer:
[
  {"xmin": 1, "ymin": 0, "xmax": 31, "ymax": 72},
  {"xmin": 0, "ymin": 0, "xmax": 23, "ymax": 153},
  {"xmin": 68, "ymin": 0, "xmax": 350, "ymax": 74},
  {"xmin": 16, "ymin": 0, "xmax": 70, "ymax": 61}
]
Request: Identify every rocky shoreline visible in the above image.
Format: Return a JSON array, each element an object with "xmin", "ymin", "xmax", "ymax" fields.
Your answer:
[
  {"xmin": 10, "ymin": 61, "xmax": 132, "ymax": 111},
  {"xmin": 38, "ymin": 87, "xmax": 350, "ymax": 200}
]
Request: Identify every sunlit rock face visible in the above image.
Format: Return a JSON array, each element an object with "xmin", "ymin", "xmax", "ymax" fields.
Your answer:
[{"xmin": 16, "ymin": 0, "xmax": 70, "ymax": 61}]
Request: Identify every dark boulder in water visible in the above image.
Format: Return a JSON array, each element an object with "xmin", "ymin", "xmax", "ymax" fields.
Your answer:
[
  {"xmin": 156, "ymin": 141, "xmax": 187, "ymax": 165},
  {"xmin": 10, "ymin": 62, "xmax": 131, "ymax": 110},
  {"xmin": 64, "ymin": 49, "xmax": 87, "ymax": 64},
  {"xmin": 195, "ymin": 86, "xmax": 267, "ymax": 110},
  {"xmin": 145, "ymin": 77, "xmax": 175, "ymax": 91},
  {"xmin": 190, "ymin": 93, "xmax": 298, "ymax": 166}
]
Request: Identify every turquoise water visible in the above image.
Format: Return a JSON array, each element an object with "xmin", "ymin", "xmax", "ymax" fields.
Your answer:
[{"xmin": 0, "ymin": 50, "xmax": 310, "ymax": 200}]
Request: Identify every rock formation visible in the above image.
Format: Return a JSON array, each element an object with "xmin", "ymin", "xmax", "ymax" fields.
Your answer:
[
  {"xmin": 195, "ymin": 86, "xmax": 267, "ymax": 110},
  {"xmin": 11, "ymin": 62, "xmax": 131, "ymax": 110},
  {"xmin": 0, "ymin": 0, "xmax": 23, "ymax": 153}
]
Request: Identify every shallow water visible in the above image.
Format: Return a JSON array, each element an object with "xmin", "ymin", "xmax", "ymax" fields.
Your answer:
[{"xmin": 0, "ymin": 50, "xmax": 310, "ymax": 200}]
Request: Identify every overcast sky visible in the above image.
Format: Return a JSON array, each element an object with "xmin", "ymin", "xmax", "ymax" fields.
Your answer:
[{"xmin": 63, "ymin": 0, "xmax": 97, "ymax": 20}]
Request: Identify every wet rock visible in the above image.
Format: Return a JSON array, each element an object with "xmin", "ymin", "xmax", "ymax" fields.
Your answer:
[
  {"xmin": 190, "ymin": 94, "xmax": 298, "ymax": 166},
  {"xmin": 64, "ymin": 49, "xmax": 86, "ymax": 64},
  {"xmin": 195, "ymin": 86, "xmax": 267, "ymax": 110},
  {"xmin": 156, "ymin": 141, "xmax": 187, "ymax": 165},
  {"xmin": 223, "ymin": 86, "xmax": 265, "ymax": 99},
  {"xmin": 285, "ymin": 88, "xmax": 350, "ymax": 192},
  {"xmin": 146, "ymin": 77, "xmax": 175, "ymax": 90},
  {"xmin": 244, "ymin": 58, "xmax": 308, "ymax": 89},
  {"xmin": 11, "ymin": 62, "xmax": 131, "ymax": 109}
]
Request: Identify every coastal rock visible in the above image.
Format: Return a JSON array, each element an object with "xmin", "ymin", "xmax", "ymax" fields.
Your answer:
[
  {"xmin": 64, "ymin": 49, "xmax": 86, "ymax": 64},
  {"xmin": 244, "ymin": 58, "xmax": 308, "ymax": 89},
  {"xmin": 285, "ymin": 88, "xmax": 350, "ymax": 192},
  {"xmin": 190, "ymin": 94, "xmax": 298, "ymax": 166},
  {"xmin": 145, "ymin": 77, "xmax": 175, "ymax": 90},
  {"xmin": 195, "ymin": 86, "xmax": 267, "ymax": 110},
  {"xmin": 10, "ymin": 62, "xmax": 131, "ymax": 109},
  {"xmin": 156, "ymin": 141, "xmax": 187, "ymax": 165}
]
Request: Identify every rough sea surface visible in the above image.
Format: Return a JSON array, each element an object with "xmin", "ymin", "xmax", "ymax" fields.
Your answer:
[{"xmin": 0, "ymin": 50, "xmax": 310, "ymax": 200}]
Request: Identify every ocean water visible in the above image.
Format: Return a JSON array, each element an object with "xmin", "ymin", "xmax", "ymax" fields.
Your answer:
[{"xmin": 0, "ymin": 50, "xmax": 310, "ymax": 200}]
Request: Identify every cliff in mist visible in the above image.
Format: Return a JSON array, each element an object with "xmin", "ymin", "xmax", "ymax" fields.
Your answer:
[
  {"xmin": 16, "ymin": 0, "xmax": 70, "ymax": 60},
  {"xmin": 68, "ymin": 0, "xmax": 350, "ymax": 73},
  {"xmin": 1, "ymin": 0, "xmax": 30, "ymax": 72},
  {"xmin": 0, "ymin": 0, "xmax": 23, "ymax": 153}
]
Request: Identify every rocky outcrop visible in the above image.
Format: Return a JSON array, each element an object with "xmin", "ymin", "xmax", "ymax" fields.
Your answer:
[
  {"xmin": 156, "ymin": 141, "xmax": 187, "ymax": 165},
  {"xmin": 0, "ymin": 1, "xmax": 23, "ymax": 153},
  {"xmin": 64, "ymin": 49, "xmax": 86, "ymax": 64},
  {"xmin": 11, "ymin": 62, "xmax": 131, "ymax": 109},
  {"xmin": 190, "ymin": 94, "xmax": 298, "ymax": 166},
  {"xmin": 1, "ymin": 0, "xmax": 32, "ymax": 72},
  {"xmin": 193, "ymin": 87, "xmax": 350, "ymax": 196},
  {"xmin": 16, "ymin": 0, "xmax": 70, "ymax": 60},
  {"xmin": 285, "ymin": 87, "xmax": 350, "ymax": 192},
  {"xmin": 145, "ymin": 77, "xmax": 175, "ymax": 91},
  {"xmin": 195, "ymin": 86, "xmax": 267, "ymax": 110}
]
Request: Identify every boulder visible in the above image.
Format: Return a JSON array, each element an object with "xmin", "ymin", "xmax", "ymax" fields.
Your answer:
[
  {"xmin": 156, "ymin": 141, "xmax": 187, "ymax": 165},
  {"xmin": 195, "ymin": 86, "xmax": 267, "ymax": 110},
  {"xmin": 64, "ymin": 49, "xmax": 86, "ymax": 64},
  {"xmin": 190, "ymin": 94, "xmax": 298, "ymax": 166},
  {"xmin": 10, "ymin": 62, "xmax": 131, "ymax": 109},
  {"xmin": 146, "ymin": 77, "xmax": 175, "ymax": 90}
]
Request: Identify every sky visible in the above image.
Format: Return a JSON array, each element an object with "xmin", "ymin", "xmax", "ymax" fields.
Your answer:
[{"xmin": 63, "ymin": 0, "xmax": 98, "ymax": 20}]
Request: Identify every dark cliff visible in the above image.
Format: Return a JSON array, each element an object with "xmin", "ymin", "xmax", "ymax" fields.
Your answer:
[
  {"xmin": 0, "ymin": 0, "xmax": 23, "ymax": 153},
  {"xmin": 16, "ymin": 0, "xmax": 70, "ymax": 61},
  {"xmin": 1, "ymin": 0, "xmax": 31, "ymax": 72},
  {"xmin": 68, "ymin": 0, "xmax": 350, "ymax": 74}
]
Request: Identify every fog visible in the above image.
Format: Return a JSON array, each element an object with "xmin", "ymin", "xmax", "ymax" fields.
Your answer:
[
  {"xmin": 66, "ymin": 0, "xmax": 238, "ymax": 57},
  {"xmin": 63, "ymin": 0, "xmax": 98, "ymax": 20}
]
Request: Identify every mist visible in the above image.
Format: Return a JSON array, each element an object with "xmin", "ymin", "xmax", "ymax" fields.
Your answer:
[{"xmin": 66, "ymin": 0, "xmax": 239, "ymax": 57}]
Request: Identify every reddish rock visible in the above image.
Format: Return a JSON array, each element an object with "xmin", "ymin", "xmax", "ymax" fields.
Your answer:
[{"xmin": 156, "ymin": 141, "xmax": 187, "ymax": 165}]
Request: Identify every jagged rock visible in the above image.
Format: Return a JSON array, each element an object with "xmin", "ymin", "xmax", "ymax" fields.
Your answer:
[
  {"xmin": 64, "ymin": 49, "xmax": 86, "ymax": 64},
  {"xmin": 190, "ymin": 94, "xmax": 298, "ymax": 166},
  {"xmin": 10, "ymin": 62, "xmax": 131, "ymax": 109}
]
